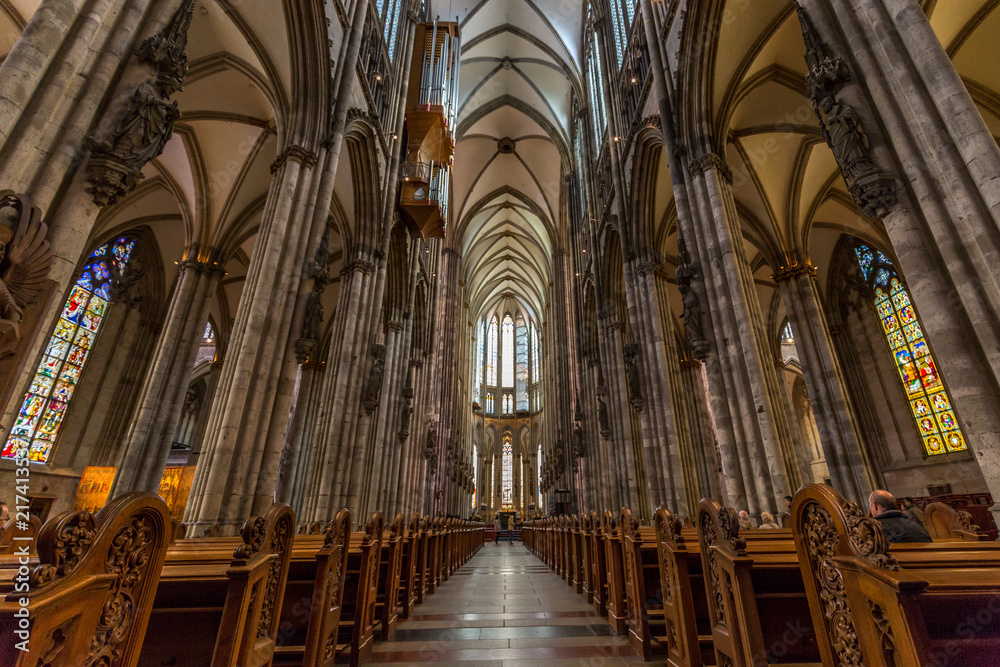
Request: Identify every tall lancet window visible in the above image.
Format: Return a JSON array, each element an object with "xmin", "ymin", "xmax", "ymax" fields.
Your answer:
[
  {"xmin": 537, "ymin": 444, "xmax": 543, "ymax": 510},
  {"xmin": 587, "ymin": 31, "xmax": 608, "ymax": 149},
  {"xmin": 854, "ymin": 243, "xmax": 967, "ymax": 456},
  {"xmin": 3, "ymin": 237, "xmax": 137, "ymax": 463},
  {"xmin": 379, "ymin": 0, "xmax": 404, "ymax": 58},
  {"xmin": 474, "ymin": 320, "xmax": 484, "ymax": 404},
  {"xmin": 486, "ymin": 316, "xmax": 498, "ymax": 386},
  {"xmin": 502, "ymin": 438, "xmax": 513, "ymax": 506},
  {"xmin": 608, "ymin": 0, "xmax": 635, "ymax": 67},
  {"xmin": 472, "ymin": 444, "xmax": 478, "ymax": 510},
  {"xmin": 530, "ymin": 322, "xmax": 541, "ymax": 383},
  {"xmin": 515, "ymin": 315, "xmax": 528, "ymax": 411},
  {"xmin": 501, "ymin": 314, "xmax": 514, "ymax": 388}
]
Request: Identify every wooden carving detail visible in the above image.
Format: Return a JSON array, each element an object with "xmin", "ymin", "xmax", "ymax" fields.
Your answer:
[
  {"xmin": 30, "ymin": 512, "xmax": 98, "ymax": 588},
  {"xmin": 87, "ymin": 514, "xmax": 159, "ymax": 665},
  {"xmin": 257, "ymin": 508, "xmax": 293, "ymax": 640},
  {"xmin": 868, "ymin": 600, "xmax": 897, "ymax": 665},
  {"xmin": 795, "ymin": 483, "xmax": 898, "ymax": 667},
  {"xmin": 20, "ymin": 493, "xmax": 169, "ymax": 667},
  {"xmin": 697, "ymin": 499, "xmax": 745, "ymax": 632}
]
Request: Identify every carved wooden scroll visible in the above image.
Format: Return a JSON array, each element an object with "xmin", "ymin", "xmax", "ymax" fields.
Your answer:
[
  {"xmin": 216, "ymin": 501, "xmax": 295, "ymax": 667},
  {"xmin": 0, "ymin": 492, "xmax": 170, "ymax": 667},
  {"xmin": 303, "ymin": 508, "xmax": 350, "ymax": 667}
]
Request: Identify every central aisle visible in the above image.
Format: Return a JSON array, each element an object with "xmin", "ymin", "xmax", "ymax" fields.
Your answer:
[{"xmin": 371, "ymin": 541, "xmax": 662, "ymax": 666}]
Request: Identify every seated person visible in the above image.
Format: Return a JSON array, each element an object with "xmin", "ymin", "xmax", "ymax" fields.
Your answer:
[
  {"xmin": 738, "ymin": 510, "xmax": 754, "ymax": 531},
  {"xmin": 868, "ymin": 490, "xmax": 932, "ymax": 543},
  {"xmin": 758, "ymin": 511, "xmax": 780, "ymax": 529}
]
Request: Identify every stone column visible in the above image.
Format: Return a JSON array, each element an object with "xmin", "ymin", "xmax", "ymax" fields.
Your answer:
[
  {"xmin": 799, "ymin": 0, "xmax": 1000, "ymax": 525},
  {"xmin": 0, "ymin": 0, "xmax": 189, "ymax": 426},
  {"xmin": 681, "ymin": 157, "xmax": 798, "ymax": 515},
  {"xmin": 775, "ymin": 263, "xmax": 872, "ymax": 502},
  {"xmin": 112, "ymin": 251, "xmax": 222, "ymax": 494}
]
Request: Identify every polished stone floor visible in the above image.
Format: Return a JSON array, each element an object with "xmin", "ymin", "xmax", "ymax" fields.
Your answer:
[{"xmin": 371, "ymin": 541, "xmax": 666, "ymax": 666}]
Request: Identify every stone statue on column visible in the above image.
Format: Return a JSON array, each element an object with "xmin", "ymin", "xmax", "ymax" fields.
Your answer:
[
  {"xmin": 361, "ymin": 342, "xmax": 386, "ymax": 413},
  {"xmin": 596, "ymin": 386, "xmax": 612, "ymax": 440},
  {"xmin": 87, "ymin": 1, "xmax": 195, "ymax": 206},
  {"xmin": 676, "ymin": 235, "xmax": 710, "ymax": 360},
  {"xmin": 623, "ymin": 342, "xmax": 644, "ymax": 412},
  {"xmin": 296, "ymin": 225, "xmax": 331, "ymax": 363}
]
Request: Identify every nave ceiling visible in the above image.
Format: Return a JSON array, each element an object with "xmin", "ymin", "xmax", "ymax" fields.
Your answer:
[{"xmin": 444, "ymin": 0, "xmax": 584, "ymax": 327}]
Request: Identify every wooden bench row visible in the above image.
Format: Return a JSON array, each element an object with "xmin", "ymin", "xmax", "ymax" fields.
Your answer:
[
  {"xmin": 0, "ymin": 497, "xmax": 483, "ymax": 666},
  {"xmin": 523, "ymin": 485, "xmax": 1000, "ymax": 667}
]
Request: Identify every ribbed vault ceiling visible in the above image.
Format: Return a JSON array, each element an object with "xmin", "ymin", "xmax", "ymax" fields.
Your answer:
[{"xmin": 444, "ymin": 0, "xmax": 582, "ymax": 324}]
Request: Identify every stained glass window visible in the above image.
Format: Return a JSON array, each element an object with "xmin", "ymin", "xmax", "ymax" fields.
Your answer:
[
  {"xmin": 502, "ymin": 394, "xmax": 512, "ymax": 415},
  {"xmin": 502, "ymin": 438, "xmax": 513, "ymax": 506},
  {"xmin": 530, "ymin": 323, "xmax": 541, "ymax": 383},
  {"xmin": 3, "ymin": 238, "xmax": 136, "ymax": 464},
  {"xmin": 486, "ymin": 316, "xmax": 498, "ymax": 385},
  {"xmin": 782, "ymin": 322, "xmax": 793, "ymax": 343},
  {"xmin": 380, "ymin": 0, "xmax": 404, "ymax": 58},
  {"xmin": 203, "ymin": 322, "xmax": 215, "ymax": 344},
  {"xmin": 608, "ymin": 0, "xmax": 635, "ymax": 67},
  {"xmin": 474, "ymin": 320, "xmax": 484, "ymax": 404},
  {"xmin": 855, "ymin": 244, "xmax": 967, "ymax": 456},
  {"xmin": 587, "ymin": 33, "xmax": 608, "ymax": 149},
  {"xmin": 486, "ymin": 393, "xmax": 494, "ymax": 414},
  {"xmin": 472, "ymin": 444, "xmax": 478, "ymax": 510},
  {"xmin": 537, "ymin": 444, "xmax": 543, "ymax": 510},
  {"xmin": 502, "ymin": 314, "xmax": 514, "ymax": 387},
  {"xmin": 515, "ymin": 316, "xmax": 528, "ymax": 411}
]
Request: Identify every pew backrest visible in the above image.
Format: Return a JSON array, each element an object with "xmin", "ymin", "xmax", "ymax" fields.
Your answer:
[
  {"xmin": 924, "ymin": 501, "xmax": 982, "ymax": 541},
  {"xmin": 214, "ymin": 502, "xmax": 296, "ymax": 667},
  {"xmin": 0, "ymin": 492, "xmax": 170, "ymax": 667}
]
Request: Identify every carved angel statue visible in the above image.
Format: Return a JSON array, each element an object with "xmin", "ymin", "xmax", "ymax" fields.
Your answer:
[{"xmin": 0, "ymin": 192, "xmax": 53, "ymax": 351}]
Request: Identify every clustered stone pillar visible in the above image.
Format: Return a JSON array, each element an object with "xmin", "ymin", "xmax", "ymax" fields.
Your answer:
[
  {"xmin": 0, "ymin": 0, "xmax": 187, "ymax": 426},
  {"xmin": 799, "ymin": 0, "xmax": 1000, "ymax": 525},
  {"xmin": 112, "ymin": 250, "xmax": 223, "ymax": 494},
  {"xmin": 775, "ymin": 262, "xmax": 872, "ymax": 503}
]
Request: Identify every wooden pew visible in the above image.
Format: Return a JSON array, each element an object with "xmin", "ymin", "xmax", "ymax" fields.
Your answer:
[
  {"xmin": 579, "ymin": 513, "xmax": 595, "ymax": 603},
  {"xmin": 792, "ymin": 483, "xmax": 1000, "ymax": 667},
  {"xmin": 924, "ymin": 501, "xmax": 984, "ymax": 541},
  {"xmin": 654, "ymin": 507, "xmax": 712, "ymax": 667},
  {"xmin": 375, "ymin": 513, "xmax": 405, "ymax": 641},
  {"xmin": 589, "ymin": 510, "xmax": 608, "ymax": 618},
  {"xmin": 272, "ymin": 508, "xmax": 351, "ymax": 667},
  {"xmin": 0, "ymin": 515, "xmax": 41, "ymax": 556},
  {"xmin": 137, "ymin": 502, "xmax": 295, "ymax": 667},
  {"xmin": 413, "ymin": 516, "xmax": 431, "ymax": 604},
  {"xmin": 696, "ymin": 498, "xmax": 822, "ymax": 667},
  {"xmin": 0, "ymin": 493, "xmax": 170, "ymax": 667},
  {"xmin": 602, "ymin": 510, "xmax": 627, "ymax": 634},
  {"xmin": 397, "ymin": 513, "xmax": 420, "ymax": 619},
  {"xmin": 620, "ymin": 507, "xmax": 668, "ymax": 661}
]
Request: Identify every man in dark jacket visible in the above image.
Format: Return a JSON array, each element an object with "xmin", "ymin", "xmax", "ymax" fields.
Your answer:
[{"xmin": 868, "ymin": 490, "xmax": 932, "ymax": 543}]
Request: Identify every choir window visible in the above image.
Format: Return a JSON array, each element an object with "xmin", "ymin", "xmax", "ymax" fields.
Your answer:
[
  {"xmin": 486, "ymin": 315, "xmax": 498, "ymax": 385},
  {"xmin": 501, "ymin": 313, "xmax": 514, "ymax": 387},
  {"xmin": 502, "ymin": 437, "xmax": 513, "ymax": 506},
  {"xmin": 3, "ymin": 237, "xmax": 136, "ymax": 463},
  {"xmin": 854, "ymin": 243, "xmax": 967, "ymax": 456}
]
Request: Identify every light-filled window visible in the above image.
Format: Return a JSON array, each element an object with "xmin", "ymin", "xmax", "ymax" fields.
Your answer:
[
  {"xmin": 472, "ymin": 444, "xmax": 478, "ymax": 510},
  {"xmin": 502, "ymin": 314, "xmax": 514, "ymax": 387},
  {"xmin": 502, "ymin": 438, "xmax": 513, "ymax": 506},
  {"xmin": 3, "ymin": 238, "xmax": 136, "ymax": 463},
  {"xmin": 587, "ymin": 34, "xmax": 608, "ymax": 149},
  {"xmin": 486, "ymin": 316, "xmax": 498, "ymax": 385},
  {"xmin": 854, "ymin": 243, "xmax": 967, "ymax": 456}
]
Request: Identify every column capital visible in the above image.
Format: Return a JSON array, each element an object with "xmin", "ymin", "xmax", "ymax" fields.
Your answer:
[
  {"xmin": 771, "ymin": 262, "xmax": 817, "ymax": 283},
  {"xmin": 687, "ymin": 151, "xmax": 733, "ymax": 184},
  {"xmin": 679, "ymin": 358, "xmax": 702, "ymax": 370},
  {"xmin": 270, "ymin": 144, "xmax": 319, "ymax": 174}
]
